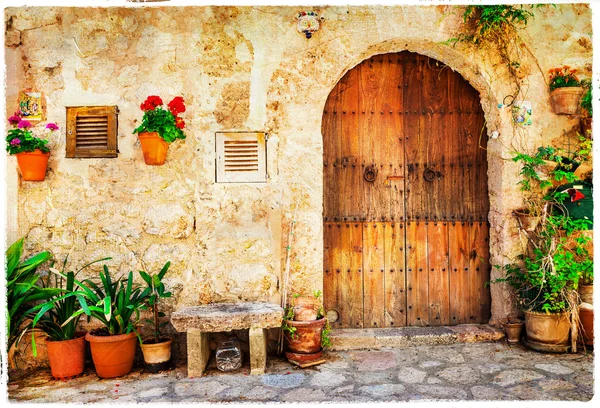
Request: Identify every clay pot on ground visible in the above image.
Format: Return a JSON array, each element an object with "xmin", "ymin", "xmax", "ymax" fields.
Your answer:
[
  {"xmin": 85, "ymin": 330, "xmax": 138, "ymax": 378},
  {"xmin": 46, "ymin": 333, "xmax": 86, "ymax": 379},
  {"xmin": 138, "ymin": 132, "xmax": 169, "ymax": 165},
  {"xmin": 578, "ymin": 303, "xmax": 594, "ymax": 346},
  {"xmin": 578, "ymin": 284, "xmax": 593, "ymax": 304},
  {"xmin": 284, "ymin": 317, "xmax": 326, "ymax": 354},
  {"xmin": 523, "ymin": 310, "xmax": 571, "ymax": 350},
  {"xmin": 550, "ymin": 87, "xmax": 584, "ymax": 115},
  {"xmin": 292, "ymin": 297, "xmax": 320, "ymax": 321},
  {"xmin": 513, "ymin": 210, "xmax": 540, "ymax": 232},
  {"xmin": 501, "ymin": 317, "xmax": 524, "ymax": 344},
  {"xmin": 15, "ymin": 149, "xmax": 50, "ymax": 181},
  {"xmin": 140, "ymin": 338, "xmax": 172, "ymax": 373}
]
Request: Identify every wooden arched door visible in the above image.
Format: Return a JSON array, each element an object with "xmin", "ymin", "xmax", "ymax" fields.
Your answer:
[{"xmin": 323, "ymin": 52, "xmax": 490, "ymax": 329}]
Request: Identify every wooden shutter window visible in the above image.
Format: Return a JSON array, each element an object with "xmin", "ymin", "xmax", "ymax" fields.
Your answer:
[
  {"xmin": 66, "ymin": 106, "xmax": 118, "ymax": 158},
  {"xmin": 216, "ymin": 132, "xmax": 267, "ymax": 183}
]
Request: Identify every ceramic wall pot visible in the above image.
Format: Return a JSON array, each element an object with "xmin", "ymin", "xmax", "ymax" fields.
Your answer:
[
  {"xmin": 579, "ymin": 304, "xmax": 594, "ymax": 346},
  {"xmin": 138, "ymin": 132, "xmax": 169, "ymax": 165},
  {"xmin": 46, "ymin": 333, "xmax": 86, "ymax": 378},
  {"xmin": 85, "ymin": 331, "xmax": 137, "ymax": 378},
  {"xmin": 524, "ymin": 310, "xmax": 571, "ymax": 346},
  {"xmin": 15, "ymin": 149, "xmax": 50, "ymax": 181},
  {"xmin": 284, "ymin": 318, "xmax": 326, "ymax": 354},
  {"xmin": 140, "ymin": 338, "xmax": 172, "ymax": 373},
  {"xmin": 550, "ymin": 87, "xmax": 584, "ymax": 115}
]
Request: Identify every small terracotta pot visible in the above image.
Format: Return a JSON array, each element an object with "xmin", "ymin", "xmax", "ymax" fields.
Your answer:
[
  {"xmin": 550, "ymin": 87, "xmax": 584, "ymax": 115},
  {"xmin": 579, "ymin": 304, "xmax": 594, "ymax": 346},
  {"xmin": 86, "ymin": 331, "xmax": 138, "ymax": 378},
  {"xmin": 284, "ymin": 318, "xmax": 326, "ymax": 354},
  {"xmin": 501, "ymin": 318, "xmax": 524, "ymax": 344},
  {"xmin": 140, "ymin": 338, "xmax": 172, "ymax": 373},
  {"xmin": 15, "ymin": 149, "xmax": 50, "ymax": 181},
  {"xmin": 46, "ymin": 334, "xmax": 86, "ymax": 378},
  {"xmin": 138, "ymin": 132, "xmax": 169, "ymax": 165},
  {"xmin": 524, "ymin": 310, "xmax": 571, "ymax": 346}
]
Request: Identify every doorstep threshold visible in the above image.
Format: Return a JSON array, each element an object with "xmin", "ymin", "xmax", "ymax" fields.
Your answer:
[{"xmin": 329, "ymin": 324, "xmax": 504, "ymax": 350}]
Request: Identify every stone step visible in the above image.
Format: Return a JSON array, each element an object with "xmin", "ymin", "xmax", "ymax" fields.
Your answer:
[{"xmin": 329, "ymin": 324, "xmax": 505, "ymax": 350}]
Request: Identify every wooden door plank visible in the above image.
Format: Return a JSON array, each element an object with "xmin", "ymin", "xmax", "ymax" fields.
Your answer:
[
  {"xmin": 427, "ymin": 221, "xmax": 450, "ymax": 325},
  {"xmin": 448, "ymin": 221, "xmax": 470, "ymax": 324},
  {"xmin": 322, "ymin": 77, "xmax": 343, "ymax": 221},
  {"xmin": 339, "ymin": 222, "xmax": 364, "ymax": 328},
  {"xmin": 384, "ymin": 221, "xmax": 407, "ymax": 327},
  {"xmin": 323, "ymin": 222, "xmax": 342, "ymax": 329},
  {"xmin": 362, "ymin": 222, "xmax": 386, "ymax": 328},
  {"xmin": 406, "ymin": 221, "xmax": 429, "ymax": 326},
  {"xmin": 469, "ymin": 221, "xmax": 491, "ymax": 323}
]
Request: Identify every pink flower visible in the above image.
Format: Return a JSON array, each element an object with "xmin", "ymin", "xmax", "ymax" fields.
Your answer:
[
  {"xmin": 17, "ymin": 120, "xmax": 32, "ymax": 129},
  {"xmin": 10, "ymin": 138, "xmax": 21, "ymax": 145},
  {"xmin": 8, "ymin": 114, "xmax": 21, "ymax": 125},
  {"xmin": 46, "ymin": 123, "xmax": 59, "ymax": 131}
]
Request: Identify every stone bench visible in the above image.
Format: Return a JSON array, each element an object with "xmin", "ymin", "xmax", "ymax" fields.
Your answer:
[{"xmin": 171, "ymin": 302, "xmax": 283, "ymax": 377}]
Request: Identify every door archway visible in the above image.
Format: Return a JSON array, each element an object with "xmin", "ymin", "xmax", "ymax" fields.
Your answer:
[{"xmin": 322, "ymin": 51, "xmax": 490, "ymax": 329}]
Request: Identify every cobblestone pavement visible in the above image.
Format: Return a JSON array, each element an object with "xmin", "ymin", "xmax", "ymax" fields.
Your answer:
[{"xmin": 5, "ymin": 342, "xmax": 594, "ymax": 403}]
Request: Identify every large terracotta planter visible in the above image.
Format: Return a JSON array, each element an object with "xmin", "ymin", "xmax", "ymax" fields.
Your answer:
[
  {"xmin": 15, "ymin": 149, "xmax": 50, "ymax": 181},
  {"xmin": 550, "ymin": 87, "xmax": 584, "ymax": 115},
  {"xmin": 284, "ymin": 318, "xmax": 326, "ymax": 354},
  {"xmin": 579, "ymin": 304, "xmax": 594, "ymax": 346},
  {"xmin": 86, "ymin": 331, "xmax": 138, "ymax": 378},
  {"xmin": 524, "ymin": 310, "xmax": 571, "ymax": 346},
  {"xmin": 46, "ymin": 334, "xmax": 86, "ymax": 378},
  {"xmin": 140, "ymin": 338, "xmax": 172, "ymax": 373},
  {"xmin": 138, "ymin": 132, "xmax": 169, "ymax": 165}
]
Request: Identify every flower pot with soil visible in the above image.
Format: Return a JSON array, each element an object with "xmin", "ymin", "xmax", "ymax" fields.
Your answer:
[
  {"xmin": 133, "ymin": 95, "xmax": 187, "ymax": 165},
  {"xmin": 139, "ymin": 261, "xmax": 173, "ymax": 372},
  {"xmin": 548, "ymin": 66, "xmax": 584, "ymax": 115}
]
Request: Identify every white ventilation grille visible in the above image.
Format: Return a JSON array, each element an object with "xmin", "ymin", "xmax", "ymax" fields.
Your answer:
[{"xmin": 216, "ymin": 132, "xmax": 267, "ymax": 183}]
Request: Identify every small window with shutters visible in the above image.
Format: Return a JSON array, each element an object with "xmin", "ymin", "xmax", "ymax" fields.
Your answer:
[
  {"xmin": 66, "ymin": 106, "xmax": 118, "ymax": 158},
  {"xmin": 216, "ymin": 132, "xmax": 267, "ymax": 183}
]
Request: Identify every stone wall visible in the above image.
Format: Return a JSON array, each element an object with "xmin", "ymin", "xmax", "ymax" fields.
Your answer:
[{"xmin": 4, "ymin": 4, "xmax": 593, "ymax": 339}]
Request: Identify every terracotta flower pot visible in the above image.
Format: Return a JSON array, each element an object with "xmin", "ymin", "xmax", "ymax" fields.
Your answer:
[
  {"xmin": 46, "ymin": 334, "xmax": 86, "ymax": 379},
  {"xmin": 140, "ymin": 338, "xmax": 172, "ymax": 373},
  {"xmin": 284, "ymin": 318, "xmax": 326, "ymax": 354},
  {"xmin": 579, "ymin": 303, "xmax": 594, "ymax": 346},
  {"xmin": 86, "ymin": 331, "xmax": 138, "ymax": 378},
  {"xmin": 501, "ymin": 318, "xmax": 524, "ymax": 344},
  {"xmin": 524, "ymin": 310, "xmax": 571, "ymax": 346},
  {"xmin": 550, "ymin": 87, "xmax": 584, "ymax": 115},
  {"xmin": 15, "ymin": 149, "xmax": 50, "ymax": 181},
  {"xmin": 292, "ymin": 297, "xmax": 320, "ymax": 321},
  {"xmin": 138, "ymin": 131, "xmax": 169, "ymax": 165},
  {"xmin": 578, "ymin": 284, "xmax": 593, "ymax": 304}
]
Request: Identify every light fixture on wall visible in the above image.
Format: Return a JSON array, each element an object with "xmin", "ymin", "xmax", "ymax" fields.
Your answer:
[{"xmin": 297, "ymin": 11, "xmax": 321, "ymax": 39}]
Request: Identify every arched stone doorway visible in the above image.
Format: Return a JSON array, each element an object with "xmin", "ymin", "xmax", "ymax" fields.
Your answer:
[{"xmin": 322, "ymin": 51, "xmax": 491, "ymax": 329}]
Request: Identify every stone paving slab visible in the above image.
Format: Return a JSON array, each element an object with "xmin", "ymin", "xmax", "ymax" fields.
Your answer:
[{"xmin": 6, "ymin": 342, "xmax": 593, "ymax": 403}]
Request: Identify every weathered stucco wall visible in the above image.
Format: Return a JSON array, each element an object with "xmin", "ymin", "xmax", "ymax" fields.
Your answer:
[{"xmin": 4, "ymin": 5, "xmax": 593, "ymax": 335}]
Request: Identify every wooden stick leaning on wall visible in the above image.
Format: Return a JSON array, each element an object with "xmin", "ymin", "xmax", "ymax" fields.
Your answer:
[{"xmin": 278, "ymin": 217, "xmax": 296, "ymax": 354}]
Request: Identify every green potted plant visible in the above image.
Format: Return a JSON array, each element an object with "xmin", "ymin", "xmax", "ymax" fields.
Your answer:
[
  {"xmin": 132, "ymin": 95, "xmax": 187, "ymax": 165},
  {"xmin": 282, "ymin": 290, "xmax": 331, "ymax": 366},
  {"xmin": 67, "ymin": 266, "xmax": 150, "ymax": 378},
  {"xmin": 139, "ymin": 261, "xmax": 173, "ymax": 372},
  {"xmin": 5, "ymin": 113, "xmax": 58, "ymax": 181},
  {"xmin": 5, "ymin": 238, "xmax": 55, "ymax": 364},
  {"xmin": 548, "ymin": 66, "xmax": 584, "ymax": 115},
  {"xmin": 29, "ymin": 256, "xmax": 110, "ymax": 378}
]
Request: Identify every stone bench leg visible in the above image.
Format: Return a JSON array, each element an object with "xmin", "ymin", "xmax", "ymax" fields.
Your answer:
[
  {"xmin": 186, "ymin": 329, "xmax": 210, "ymax": 378},
  {"xmin": 249, "ymin": 327, "xmax": 267, "ymax": 375}
]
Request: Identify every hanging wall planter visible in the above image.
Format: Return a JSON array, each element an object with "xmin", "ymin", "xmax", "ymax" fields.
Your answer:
[
  {"xmin": 15, "ymin": 149, "xmax": 50, "ymax": 181},
  {"xmin": 550, "ymin": 87, "xmax": 584, "ymax": 115},
  {"xmin": 138, "ymin": 132, "xmax": 169, "ymax": 166}
]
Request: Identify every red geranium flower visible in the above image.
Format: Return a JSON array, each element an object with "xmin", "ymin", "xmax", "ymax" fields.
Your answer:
[
  {"xmin": 140, "ymin": 95, "xmax": 164, "ymax": 111},
  {"xmin": 168, "ymin": 97, "xmax": 186, "ymax": 115},
  {"xmin": 175, "ymin": 117, "xmax": 185, "ymax": 129}
]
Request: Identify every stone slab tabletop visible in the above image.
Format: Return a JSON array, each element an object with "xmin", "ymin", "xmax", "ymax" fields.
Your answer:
[{"xmin": 171, "ymin": 302, "xmax": 283, "ymax": 332}]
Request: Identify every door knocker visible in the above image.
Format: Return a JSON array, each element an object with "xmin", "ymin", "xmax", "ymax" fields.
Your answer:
[
  {"xmin": 364, "ymin": 165, "xmax": 378, "ymax": 182},
  {"xmin": 423, "ymin": 167, "xmax": 437, "ymax": 182}
]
